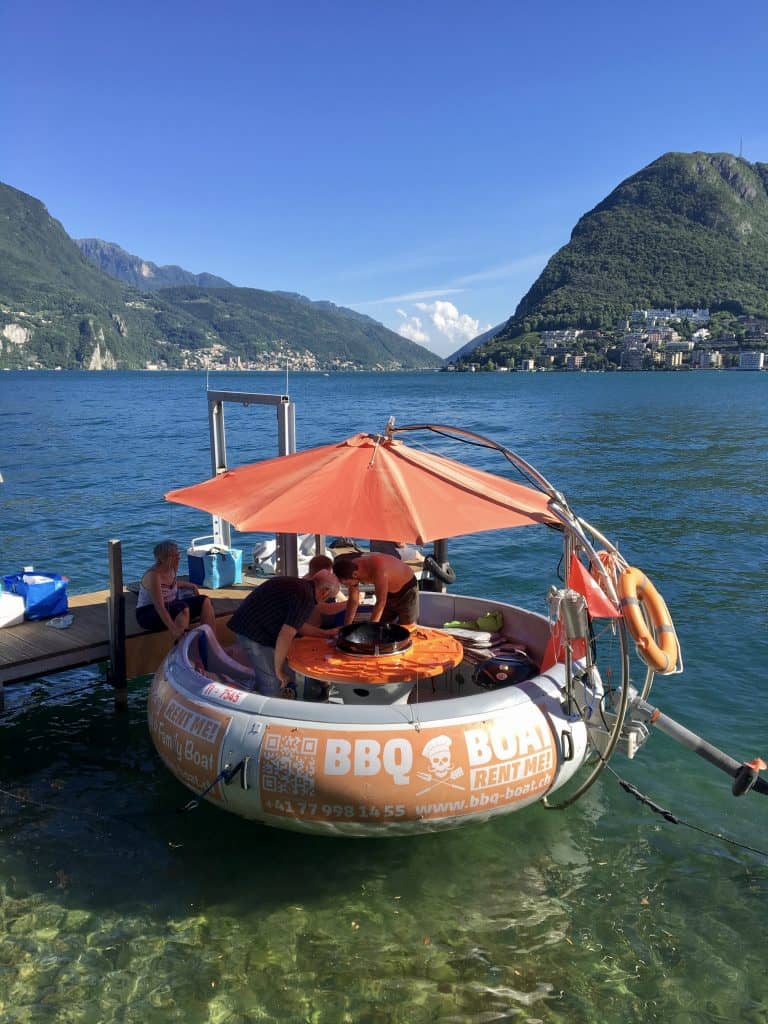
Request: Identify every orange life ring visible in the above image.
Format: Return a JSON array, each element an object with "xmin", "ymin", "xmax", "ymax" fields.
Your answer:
[{"xmin": 617, "ymin": 567, "xmax": 679, "ymax": 674}]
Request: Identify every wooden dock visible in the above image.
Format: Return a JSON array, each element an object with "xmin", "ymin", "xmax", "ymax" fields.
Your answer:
[{"xmin": 0, "ymin": 580, "xmax": 254, "ymax": 701}]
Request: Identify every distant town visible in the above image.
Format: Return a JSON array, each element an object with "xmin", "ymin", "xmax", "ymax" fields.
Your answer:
[
  {"xmin": 142, "ymin": 342, "xmax": 381, "ymax": 374},
  {"xmin": 450, "ymin": 308, "xmax": 768, "ymax": 372}
]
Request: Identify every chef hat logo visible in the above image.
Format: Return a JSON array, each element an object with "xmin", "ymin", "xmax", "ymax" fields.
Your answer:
[{"xmin": 422, "ymin": 734, "xmax": 453, "ymax": 775}]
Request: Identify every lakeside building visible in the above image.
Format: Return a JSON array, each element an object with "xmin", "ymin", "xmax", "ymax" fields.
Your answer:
[
  {"xmin": 666, "ymin": 340, "xmax": 694, "ymax": 353},
  {"xmin": 691, "ymin": 349, "xmax": 723, "ymax": 369},
  {"xmin": 621, "ymin": 346, "xmax": 645, "ymax": 371},
  {"xmin": 737, "ymin": 351, "xmax": 765, "ymax": 370},
  {"xmin": 631, "ymin": 307, "xmax": 710, "ymax": 325},
  {"xmin": 540, "ymin": 329, "xmax": 583, "ymax": 345}
]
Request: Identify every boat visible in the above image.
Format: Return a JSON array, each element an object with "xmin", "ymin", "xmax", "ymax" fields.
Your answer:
[
  {"xmin": 250, "ymin": 533, "xmax": 333, "ymax": 576},
  {"xmin": 148, "ymin": 414, "xmax": 768, "ymax": 836}
]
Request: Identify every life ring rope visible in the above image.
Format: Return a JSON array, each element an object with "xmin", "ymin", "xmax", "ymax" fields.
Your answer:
[{"xmin": 617, "ymin": 566, "xmax": 681, "ymax": 675}]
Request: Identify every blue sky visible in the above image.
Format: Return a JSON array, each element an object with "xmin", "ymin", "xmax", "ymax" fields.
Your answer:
[{"xmin": 3, "ymin": 1, "xmax": 768, "ymax": 357}]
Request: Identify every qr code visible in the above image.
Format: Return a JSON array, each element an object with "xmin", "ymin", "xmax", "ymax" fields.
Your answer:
[{"xmin": 261, "ymin": 731, "xmax": 318, "ymax": 796}]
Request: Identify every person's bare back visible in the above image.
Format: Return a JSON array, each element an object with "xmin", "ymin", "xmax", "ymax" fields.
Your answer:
[
  {"xmin": 356, "ymin": 553, "xmax": 414, "ymax": 593},
  {"xmin": 333, "ymin": 552, "xmax": 418, "ymax": 625}
]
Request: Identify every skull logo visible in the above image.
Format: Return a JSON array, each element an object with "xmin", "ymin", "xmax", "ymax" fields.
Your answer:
[{"xmin": 422, "ymin": 735, "xmax": 453, "ymax": 778}]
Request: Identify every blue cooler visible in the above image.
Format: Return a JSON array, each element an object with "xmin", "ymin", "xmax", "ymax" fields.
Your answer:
[
  {"xmin": 3, "ymin": 570, "xmax": 69, "ymax": 620},
  {"xmin": 187, "ymin": 536, "xmax": 243, "ymax": 589}
]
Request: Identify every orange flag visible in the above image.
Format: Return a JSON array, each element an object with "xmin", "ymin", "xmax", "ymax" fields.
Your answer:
[
  {"xmin": 567, "ymin": 553, "xmax": 621, "ymax": 619},
  {"xmin": 540, "ymin": 620, "xmax": 587, "ymax": 672}
]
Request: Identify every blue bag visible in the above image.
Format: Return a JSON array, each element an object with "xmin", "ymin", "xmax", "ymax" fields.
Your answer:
[{"xmin": 2, "ymin": 572, "xmax": 69, "ymax": 620}]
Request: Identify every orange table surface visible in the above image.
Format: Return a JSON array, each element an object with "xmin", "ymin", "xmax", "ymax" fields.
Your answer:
[{"xmin": 288, "ymin": 627, "xmax": 464, "ymax": 685}]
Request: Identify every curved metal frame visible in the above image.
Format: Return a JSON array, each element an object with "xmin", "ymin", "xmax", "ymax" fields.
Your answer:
[{"xmin": 387, "ymin": 419, "xmax": 635, "ymax": 808}]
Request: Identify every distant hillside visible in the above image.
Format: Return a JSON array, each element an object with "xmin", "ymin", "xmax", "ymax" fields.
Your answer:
[
  {"xmin": 447, "ymin": 322, "xmax": 505, "ymax": 363},
  {"xmin": 152, "ymin": 285, "xmax": 442, "ymax": 369},
  {"xmin": 0, "ymin": 182, "xmax": 441, "ymax": 370},
  {"xmin": 273, "ymin": 291, "xmax": 379, "ymax": 325},
  {"xmin": 76, "ymin": 238, "xmax": 232, "ymax": 290},
  {"xmin": 0, "ymin": 183, "xmax": 169, "ymax": 368},
  {"xmin": 470, "ymin": 152, "xmax": 768, "ymax": 363}
]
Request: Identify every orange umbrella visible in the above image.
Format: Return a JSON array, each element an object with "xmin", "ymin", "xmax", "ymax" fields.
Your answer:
[{"xmin": 165, "ymin": 432, "xmax": 558, "ymax": 544}]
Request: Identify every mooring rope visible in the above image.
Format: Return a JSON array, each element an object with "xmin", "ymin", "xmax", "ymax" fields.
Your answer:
[
  {"xmin": 604, "ymin": 762, "xmax": 768, "ymax": 859},
  {"xmin": 538, "ymin": 685, "xmax": 768, "ymax": 860}
]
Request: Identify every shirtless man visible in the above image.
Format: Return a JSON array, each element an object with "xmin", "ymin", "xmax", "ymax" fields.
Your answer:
[{"xmin": 332, "ymin": 552, "xmax": 419, "ymax": 627}]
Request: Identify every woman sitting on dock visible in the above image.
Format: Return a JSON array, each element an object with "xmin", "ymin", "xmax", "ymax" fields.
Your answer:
[{"xmin": 135, "ymin": 539, "xmax": 216, "ymax": 641}]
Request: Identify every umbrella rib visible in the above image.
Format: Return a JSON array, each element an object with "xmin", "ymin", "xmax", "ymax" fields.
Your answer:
[
  {"xmin": 382, "ymin": 452, "xmax": 429, "ymax": 543},
  {"xmin": 368, "ymin": 435, "xmax": 381, "ymax": 469}
]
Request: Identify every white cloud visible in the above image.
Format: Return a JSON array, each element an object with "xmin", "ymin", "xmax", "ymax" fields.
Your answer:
[
  {"xmin": 396, "ymin": 313, "xmax": 430, "ymax": 344},
  {"xmin": 415, "ymin": 300, "xmax": 489, "ymax": 345}
]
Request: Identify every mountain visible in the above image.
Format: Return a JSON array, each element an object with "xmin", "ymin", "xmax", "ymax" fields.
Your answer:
[
  {"xmin": 469, "ymin": 152, "xmax": 768, "ymax": 362},
  {"xmin": 446, "ymin": 322, "xmax": 505, "ymax": 363},
  {"xmin": 0, "ymin": 182, "xmax": 441, "ymax": 370},
  {"xmin": 76, "ymin": 238, "xmax": 233, "ymax": 290}
]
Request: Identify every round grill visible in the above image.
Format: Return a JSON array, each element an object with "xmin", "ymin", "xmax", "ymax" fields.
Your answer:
[{"xmin": 336, "ymin": 621, "xmax": 412, "ymax": 656}]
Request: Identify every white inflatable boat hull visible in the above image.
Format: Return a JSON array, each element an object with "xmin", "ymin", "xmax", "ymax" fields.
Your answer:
[{"xmin": 148, "ymin": 594, "xmax": 598, "ymax": 836}]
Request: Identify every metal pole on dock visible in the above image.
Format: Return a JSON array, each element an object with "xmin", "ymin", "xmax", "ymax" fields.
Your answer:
[
  {"xmin": 205, "ymin": 390, "xmax": 299, "ymax": 575},
  {"xmin": 107, "ymin": 539, "xmax": 128, "ymax": 710}
]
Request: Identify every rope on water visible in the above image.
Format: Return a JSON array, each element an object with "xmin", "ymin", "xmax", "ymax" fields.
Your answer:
[{"xmin": 605, "ymin": 763, "xmax": 768, "ymax": 859}]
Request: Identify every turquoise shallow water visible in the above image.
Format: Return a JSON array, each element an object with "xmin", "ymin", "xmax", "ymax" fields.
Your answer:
[{"xmin": 1, "ymin": 369, "xmax": 767, "ymax": 1023}]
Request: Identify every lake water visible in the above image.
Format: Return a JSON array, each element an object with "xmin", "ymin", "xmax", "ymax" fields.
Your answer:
[{"xmin": 1, "ymin": 369, "xmax": 767, "ymax": 1023}]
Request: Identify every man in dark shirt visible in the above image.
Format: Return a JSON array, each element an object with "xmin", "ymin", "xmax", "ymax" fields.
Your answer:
[{"xmin": 228, "ymin": 569, "xmax": 339, "ymax": 697}]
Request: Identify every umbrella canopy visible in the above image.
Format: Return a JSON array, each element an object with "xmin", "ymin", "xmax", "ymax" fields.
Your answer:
[{"xmin": 165, "ymin": 432, "xmax": 558, "ymax": 545}]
